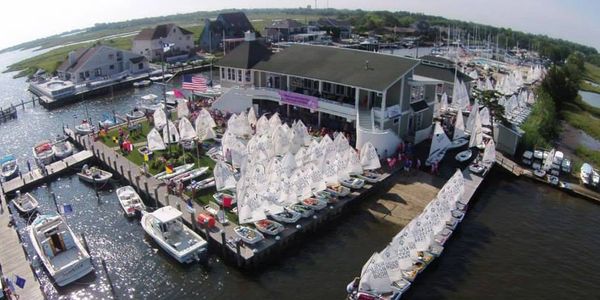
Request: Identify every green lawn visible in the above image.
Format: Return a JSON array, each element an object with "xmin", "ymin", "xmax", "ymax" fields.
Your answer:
[
  {"xmin": 575, "ymin": 145, "xmax": 600, "ymax": 169},
  {"xmin": 582, "ymin": 62, "xmax": 600, "ymax": 84}
]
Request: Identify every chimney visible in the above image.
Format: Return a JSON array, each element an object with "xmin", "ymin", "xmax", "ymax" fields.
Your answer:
[
  {"xmin": 244, "ymin": 31, "xmax": 256, "ymax": 42},
  {"xmin": 68, "ymin": 51, "xmax": 77, "ymax": 66}
]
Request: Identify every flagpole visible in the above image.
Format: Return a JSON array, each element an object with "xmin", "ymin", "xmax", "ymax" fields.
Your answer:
[{"xmin": 162, "ymin": 42, "xmax": 171, "ymax": 154}]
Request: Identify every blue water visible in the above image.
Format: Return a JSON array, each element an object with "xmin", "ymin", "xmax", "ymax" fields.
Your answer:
[{"xmin": 578, "ymin": 90, "xmax": 600, "ymax": 108}]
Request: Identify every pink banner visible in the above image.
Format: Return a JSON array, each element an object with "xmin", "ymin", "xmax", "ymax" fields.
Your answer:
[{"xmin": 278, "ymin": 91, "xmax": 319, "ymax": 110}]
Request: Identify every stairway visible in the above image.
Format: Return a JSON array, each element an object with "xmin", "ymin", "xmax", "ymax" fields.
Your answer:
[{"xmin": 358, "ymin": 109, "xmax": 374, "ymax": 130}]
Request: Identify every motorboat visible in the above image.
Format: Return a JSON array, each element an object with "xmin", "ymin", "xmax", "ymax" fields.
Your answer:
[
  {"xmin": 77, "ymin": 165, "xmax": 113, "ymax": 184},
  {"xmin": 234, "ymin": 226, "xmax": 264, "ymax": 245},
  {"xmin": 74, "ymin": 120, "xmax": 94, "ymax": 135},
  {"xmin": 133, "ymin": 79, "xmax": 152, "ymax": 87},
  {"xmin": 1, "ymin": 155, "xmax": 19, "ymax": 180},
  {"xmin": 269, "ymin": 208, "xmax": 301, "ymax": 224},
  {"xmin": 116, "ymin": 186, "xmax": 146, "ymax": 217},
  {"xmin": 580, "ymin": 163, "xmax": 593, "ymax": 185},
  {"xmin": 533, "ymin": 169, "xmax": 546, "ymax": 178},
  {"xmin": 12, "ymin": 191, "xmax": 38, "ymax": 214},
  {"xmin": 154, "ymin": 163, "xmax": 195, "ymax": 180},
  {"xmin": 172, "ymin": 167, "xmax": 209, "ymax": 183},
  {"xmin": 141, "ymin": 206, "xmax": 207, "ymax": 264},
  {"xmin": 289, "ymin": 203, "xmax": 314, "ymax": 218},
  {"xmin": 253, "ymin": 219, "xmax": 284, "ymax": 236},
  {"xmin": 126, "ymin": 108, "xmax": 145, "ymax": 120},
  {"xmin": 301, "ymin": 197, "xmax": 327, "ymax": 210},
  {"xmin": 314, "ymin": 190, "xmax": 338, "ymax": 204},
  {"xmin": 340, "ymin": 178, "xmax": 365, "ymax": 190},
  {"xmin": 213, "ymin": 192, "xmax": 236, "ymax": 206},
  {"xmin": 193, "ymin": 85, "xmax": 223, "ymax": 98},
  {"xmin": 455, "ymin": 149, "xmax": 473, "ymax": 162},
  {"xmin": 52, "ymin": 141, "xmax": 73, "ymax": 160},
  {"xmin": 326, "ymin": 184, "xmax": 350, "ymax": 197},
  {"xmin": 28, "ymin": 214, "xmax": 94, "ymax": 286},
  {"xmin": 33, "ymin": 140, "xmax": 55, "ymax": 165},
  {"xmin": 354, "ymin": 171, "xmax": 382, "ymax": 183},
  {"xmin": 188, "ymin": 177, "xmax": 215, "ymax": 191},
  {"xmin": 521, "ymin": 150, "xmax": 533, "ymax": 166}
]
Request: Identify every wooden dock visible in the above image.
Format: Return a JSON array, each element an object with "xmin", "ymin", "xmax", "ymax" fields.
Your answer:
[
  {"xmin": 65, "ymin": 128, "xmax": 396, "ymax": 268},
  {"xmin": 0, "ymin": 194, "xmax": 44, "ymax": 300}
]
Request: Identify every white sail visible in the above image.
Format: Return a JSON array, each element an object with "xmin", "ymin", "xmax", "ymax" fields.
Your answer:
[
  {"xmin": 162, "ymin": 120, "xmax": 180, "ymax": 144},
  {"xmin": 178, "ymin": 117, "xmax": 196, "ymax": 141},
  {"xmin": 333, "ymin": 132, "xmax": 350, "ymax": 152},
  {"xmin": 268, "ymin": 113, "xmax": 282, "ymax": 134},
  {"xmin": 290, "ymin": 167, "xmax": 312, "ymax": 200},
  {"xmin": 198, "ymin": 108, "xmax": 216, "ymax": 128},
  {"xmin": 306, "ymin": 162, "xmax": 326, "ymax": 192},
  {"xmin": 280, "ymin": 152, "xmax": 297, "ymax": 177},
  {"xmin": 358, "ymin": 252, "xmax": 393, "ymax": 294},
  {"xmin": 344, "ymin": 148, "xmax": 363, "ymax": 175},
  {"xmin": 153, "ymin": 108, "xmax": 167, "ymax": 130},
  {"xmin": 469, "ymin": 70, "xmax": 478, "ymax": 79},
  {"xmin": 479, "ymin": 107, "xmax": 491, "ymax": 126},
  {"xmin": 465, "ymin": 101, "xmax": 479, "ymax": 133},
  {"xmin": 177, "ymin": 99, "xmax": 189, "ymax": 119},
  {"xmin": 453, "ymin": 112, "xmax": 466, "ymax": 141},
  {"xmin": 482, "ymin": 139, "xmax": 496, "ymax": 164},
  {"xmin": 214, "ymin": 161, "xmax": 237, "ymax": 191},
  {"xmin": 256, "ymin": 115, "xmax": 270, "ymax": 136},
  {"xmin": 360, "ymin": 142, "xmax": 381, "ymax": 170},
  {"xmin": 147, "ymin": 128, "xmax": 166, "ymax": 151},
  {"xmin": 272, "ymin": 125, "xmax": 291, "ymax": 156},
  {"xmin": 426, "ymin": 122, "xmax": 452, "ymax": 166},
  {"xmin": 247, "ymin": 107, "xmax": 257, "ymax": 127},
  {"xmin": 468, "ymin": 111, "xmax": 483, "ymax": 148},
  {"xmin": 440, "ymin": 93, "xmax": 448, "ymax": 112}
]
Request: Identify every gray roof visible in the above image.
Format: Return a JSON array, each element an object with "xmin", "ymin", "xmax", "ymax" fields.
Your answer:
[
  {"xmin": 414, "ymin": 64, "xmax": 472, "ymax": 84},
  {"xmin": 253, "ymin": 45, "xmax": 420, "ymax": 91},
  {"xmin": 266, "ymin": 19, "xmax": 304, "ymax": 29},
  {"xmin": 57, "ymin": 47, "xmax": 99, "ymax": 73},
  {"xmin": 420, "ymin": 55, "xmax": 455, "ymax": 66},
  {"xmin": 216, "ymin": 41, "xmax": 272, "ymax": 69},
  {"xmin": 134, "ymin": 23, "xmax": 193, "ymax": 41}
]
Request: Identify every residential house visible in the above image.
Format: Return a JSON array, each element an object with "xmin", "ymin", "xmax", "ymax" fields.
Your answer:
[
  {"xmin": 311, "ymin": 17, "xmax": 352, "ymax": 40},
  {"xmin": 264, "ymin": 19, "xmax": 305, "ymax": 42},
  {"xmin": 132, "ymin": 23, "xmax": 194, "ymax": 61},
  {"xmin": 199, "ymin": 12, "xmax": 257, "ymax": 53},
  {"xmin": 216, "ymin": 41, "xmax": 439, "ymax": 155},
  {"xmin": 57, "ymin": 45, "xmax": 149, "ymax": 84}
]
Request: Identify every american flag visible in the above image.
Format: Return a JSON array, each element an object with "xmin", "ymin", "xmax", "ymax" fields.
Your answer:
[{"xmin": 182, "ymin": 75, "xmax": 207, "ymax": 92}]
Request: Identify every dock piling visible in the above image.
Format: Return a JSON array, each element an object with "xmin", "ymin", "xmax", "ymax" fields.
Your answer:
[
  {"xmin": 101, "ymin": 259, "xmax": 117, "ymax": 299},
  {"xmin": 51, "ymin": 192, "xmax": 59, "ymax": 213}
]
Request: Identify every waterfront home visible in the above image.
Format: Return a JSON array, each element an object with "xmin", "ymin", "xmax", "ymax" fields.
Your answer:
[
  {"xmin": 199, "ymin": 12, "xmax": 257, "ymax": 53},
  {"xmin": 57, "ymin": 45, "xmax": 149, "ymax": 84},
  {"xmin": 310, "ymin": 17, "xmax": 352, "ymax": 40},
  {"xmin": 216, "ymin": 34, "xmax": 440, "ymax": 156},
  {"xmin": 414, "ymin": 55, "xmax": 473, "ymax": 99},
  {"xmin": 264, "ymin": 19, "xmax": 305, "ymax": 42},
  {"xmin": 132, "ymin": 23, "xmax": 194, "ymax": 62}
]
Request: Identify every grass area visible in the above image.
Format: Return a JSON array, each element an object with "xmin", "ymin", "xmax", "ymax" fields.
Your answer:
[
  {"xmin": 580, "ymin": 81, "xmax": 600, "ymax": 94},
  {"xmin": 575, "ymin": 145, "xmax": 600, "ymax": 169},
  {"xmin": 562, "ymin": 109, "xmax": 600, "ymax": 141},
  {"xmin": 520, "ymin": 90, "xmax": 559, "ymax": 149},
  {"xmin": 582, "ymin": 62, "xmax": 600, "ymax": 83}
]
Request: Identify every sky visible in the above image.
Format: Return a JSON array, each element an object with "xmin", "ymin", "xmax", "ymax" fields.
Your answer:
[{"xmin": 2, "ymin": 0, "xmax": 599, "ymax": 50}]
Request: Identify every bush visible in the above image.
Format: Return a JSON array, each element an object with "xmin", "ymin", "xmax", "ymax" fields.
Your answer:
[{"xmin": 150, "ymin": 159, "xmax": 164, "ymax": 171}]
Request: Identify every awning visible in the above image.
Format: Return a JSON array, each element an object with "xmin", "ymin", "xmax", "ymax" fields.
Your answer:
[{"xmin": 410, "ymin": 100, "xmax": 429, "ymax": 113}]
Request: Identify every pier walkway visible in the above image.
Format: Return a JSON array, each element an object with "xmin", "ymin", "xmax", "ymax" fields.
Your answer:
[{"xmin": 0, "ymin": 193, "xmax": 44, "ymax": 300}]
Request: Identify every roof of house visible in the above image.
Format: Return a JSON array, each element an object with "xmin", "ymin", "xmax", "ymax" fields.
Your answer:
[
  {"xmin": 265, "ymin": 19, "xmax": 304, "ymax": 29},
  {"xmin": 252, "ymin": 45, "xmax": 420, "ymax": 91},
  {"xmin": 134, "ymin": 23, "xmax": 193, "ymax": 41},
  {"xmin": 420, "ymin": 55, "xmax": 455, "ymax": 66},
  {"xmin": 316, "ymin": 17, "xmax": 351, "ymax": 28},
  {"xmin": 129, "ymin": 56, "xmax": 146, "ymax": 64},
  {"xmin": 414, "ymin": 64, "xmax": 473, "ymax": 84},
  {"xmin": 219, "ymin": 12, "xmax": 254, "ymax": 31},
  {"xmin": 216, "ymin": 40, "xmax": 272, "ymax": 69},
  {"xmin": 57, "ymin": 46, "xmax": 100, "ymax": 73}
]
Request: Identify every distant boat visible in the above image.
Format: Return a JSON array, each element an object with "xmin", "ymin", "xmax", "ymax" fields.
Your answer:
[
  {"xmin": 116, "ymin": 186, "xmax": 146, "ymax": 217},
  {"xmin": 12, "ymin": 191, "xmax": 38, "ymax": 214},
  {"xmin": 149, "ymin": 74, "xmax": 174, "ymax": 82},
  {"xmin": 340, "ymin": 177, "xmax": 365, "ymax": 190},
  {"xmin": 28, "ymin": 214, "xmax": 94, "ymax": 286},
  {"xmin": 141, "ymin": 206, "xmax": 207, "ymax": 264},
  {"xmin": 74, "ymin": 120, "xmax": 94, "ymax": 135},
  {"xmin": 126, "ymin": 108, "xmax": 145, "ymax": 120},
  {"xmin": 253, "ymin": 219, "xmax": 284, "ymax": 236},
  {"xmin": 270, "ymin": 208, "xmax": 301, "ymax": 224},
  {"xmin": 154, "ymin": 163, "xmax": 195, "ymax": 180},
  {"xmin": 233, "ymin": 226, "xmax": 264, "ymax": 245},
  {"xmin": 53, "ymin": 141, "xmax": 73, "ymax": 160},
  {"xmin": 77, "ymin": 165, "xmax": 113, "ymax": 185},
  {"xmin": 32, "ymin": 140, "xmax": 55, "ymax": 165},
  {"xmin": 133, "ymin": 79, "xmax": 152, "ymax": 87},
  {"xmin": 1, "ymin": 155, "xmax": 19, "ymax": 180}
]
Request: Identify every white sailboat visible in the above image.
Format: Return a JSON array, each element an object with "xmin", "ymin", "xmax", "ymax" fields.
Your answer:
[
  {"xmin": 359, "ymin": 142, "xmax": 381, "ymax": 170},
  {"xmin": 153, "ymin": 108, "xmax": 167, "ymax": 130},
  {"xmin": 214, "ymin": 161, "xmax": 237, "ymax": 191},
  {"xmin": 176, "ymin": 99, "xmax": 189, "ymax": 119},
  {"xmin": 147, "ymin": 128, "xmax": 166, "ymax": 151},
  {"xmin": 468, "ymin": 109, "xmax": 484, "ymax": 149},
  {"xmin": 162, "ymin": 120, "xmax": 180, "ymax": 144},
  {"xmin": 449, "ymin": 112, "xmax": 469, "ymax": 149},
  {"xmin": 482, "ymin": 139, "xmax": 496, "ymax": 165},
  {"xmin": 426, "ymin": 122, "xmax": 452, "ymax": 166},
  {"xmin": 178, "ymin": 117, "xmax": 196, "ymax": 142},
  {"xmin": 28, "ymin": 214, "xmax": 94, "ymax": 286}
]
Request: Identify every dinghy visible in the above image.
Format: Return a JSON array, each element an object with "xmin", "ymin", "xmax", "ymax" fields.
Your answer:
[
  {"xmin": 301, "ymin": 197, "xmax": 327, "ymax": 210},
  {"xmin": 468, "ymin": 162, "xmax": 486, "ymax": 175},
  {"xmin": 33, "ymin": 140, "xmax": 55, "ymax": 165},
  {"xmin": 314, "ymin": 190, "xmax": 338, "ymax": 204},
  {"xmin": 141, "ymin": 206, "xmax": 207, "ymax": 264},
  {"xmin": 533, "ymin": 169, "xmax": 546, "ymax": 178},
  {"xmin": 1, "ymin": 155, "xmax": 19, "ymax": 180},
  {"xmin": 547, "ymin": 175, "xmax": 559, "ymax": 186},
  {"xmin": 326, "ymin": 184, "xmax": 350, "ymax": 197},
  {"xmin": 270, "ymin": 208, "xmax": 301, "ymax": 224},
  {"xmin": 213, "ymin": 192, "xmax": 236, "ymax": 206},
  {"xmin": 253, "ymin": 219, "xmax": 284, "ymax": 236},
  {"xmin": 289, "ymin": 203, "xmax": 314, "ymax": 218},
  {"xmin": 116, "ymin": 186, "xmax": 146, "ymax": 217},
  {"xmin": 28, "ymin": 214, "xmax": 94, "ymax": 286},
  {"xmin": 139, "ymin": 94, "xmax": 162, "ymax": 112},
  {"xmin": 154, "ymin": 163, "xmax": 194, "ymax": 180},
  {"xmin": 340, "ymin": 178, "xmax": 365, "ymax": 190},
  {"xmin": 234, "ymin": 226, "xmax": 264, "ymax": 245},
  {"xmin": 172, "ymin": 167, "xmax": 209, "ymax": 183},
  {"xmin": 455, "ymin": 149, "xmax": 473, "ymax": 163},
  {"xmin": 75, "ymin": 120, "xmax": 94, "ymax": 135},
  {"xmin": 580, "ymin": 163, "xmax": 593, "ymax": 185},
  {"xmin": 52, "ymin": 140, "xmax": 73, "ymax": 160},
  {"xmin": 449, "ymin": 111, "xmax": 469, "ymax": 149},
  {"xmin": 354, "ymin": 171, "xmax": 382, "ymax": 183},
  {"xmin": 12, "ymin": 191, "xmax": 38, "ymax": 214},
  {"xmin": 77, "ymin": 165, "xmax": 113, "ymax": 184},
  {"xmin": 188, "ymin": 177, "xmax": 216, "ymax": 191},
  {"xmin": 126, "ymin": 108, "xmax": 145, "ymax": 120}
]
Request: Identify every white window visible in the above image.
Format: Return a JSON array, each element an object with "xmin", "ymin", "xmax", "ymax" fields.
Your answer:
[{"xmin": 238, "ymin": 69, "xmax": 242, "ymax": 82}]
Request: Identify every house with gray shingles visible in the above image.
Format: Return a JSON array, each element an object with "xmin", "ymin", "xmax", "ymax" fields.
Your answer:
[
  {"xmin": 310, "ymin": 17, "xmax": 352, "ymax": 40},
  {"xmin": 199, "ymin": 12, "xmax": 257, "ymax": 53},
  {"xmin": 264, "ymin": 19, "xmax": 305, "ymax": 42},
  {"xmin": 132, "ymin": 23, "xmax": 195, "ymax": 61},
  {"xmin": 57, "ymin": 45, "xmax": 149, "ymax": 84}
]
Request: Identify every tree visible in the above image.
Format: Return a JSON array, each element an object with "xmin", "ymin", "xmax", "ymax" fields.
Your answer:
[
  {"xmin": 474, "ymin": 89, "xmax": 507, "ymax": 139},
  {"xmin": 541, "ymin": 66, "xmax": 579, "ymax": 111}
]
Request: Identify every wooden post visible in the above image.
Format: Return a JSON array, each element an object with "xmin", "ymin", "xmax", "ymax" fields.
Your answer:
[
  {"xmin": 236, "ymin": 240, "xmax": 243, "ymax": 267},
  {"xmin": 221, "ymin": 230, "xmax": 227, "ymax": 257},
  {"xmin": 101, "ymin": 152, "xmax": 105, "ymax": 162},
  {"xmin": 154, "ymin": 187, "xmax": 159, "ymax": 208},
  {"xmin": 176, "ymin": 201, "xmax": 181, "ymax": 212},
  {"xmin": 135, "ymin": 176, "xmax": 141, "ymax": 194},
  {"xmin": 120, "ymin": 165, "xmax": 124, "ymax": 178},
  {"xmin": 190, "ymin": 211, "xmax": 196, "ymax": 231},
  {"xmin": 107, "ymin": 156, "xmax": 111, "ymax": 168},
  {"xmin": 101, "ymin": 259, "xmax": 117, "ymax": 299},
  {"xmin": 144, "ymin": 182, "xmax": 150, "ymax": 198},
  {"xmin": 127, "ymin": 170, "xmax": 132, "ymax": 184}
]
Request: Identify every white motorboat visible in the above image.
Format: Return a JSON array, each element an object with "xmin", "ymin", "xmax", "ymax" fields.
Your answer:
[
  {"xmin": 455, "ymin": 149, "xmax": 473, "ymax": 162},
  {"xmin": 33, "ymin": 140, "xmax": 55, "ymax": 165},
  {"xmin": 77, "ymin": 165, "xmax": 113, "ymax": 184},
  {"xmin": 12, "ymin": 191, "xmax": 38, "ymax": 214},
  {"xmin": 326, "ymin": 185, "xmax": 350, "ymax": 197},
  {"xmin": 74, "ymin": 121, "xmax": 94, "ymax": 135},
  {"xmin": 154, "ymin": 163, "xmax": 195, "ymax": 180},
  {"xmin": 233, "ymin": 226, "xmax": 264, "ymax": 245},
  {"xmin": 188, "ymin": 177, "xmax": 215, "ymax": 191},
  {"xmin": 52, "ymin": 141, "xmax": 73, "ymax": 160},
  {"xmin": 133, "ymin": 79, "xmax": 152, "ymax": 87},
  {"xmin": 193, "ymin": 85, "xmax": 222, "ymax": 98},
  {"xmin": 270, "ymin": 208, "xmax": 302, "ymax": 224},
  {"xmin": 253, "ymin": 219, "xmax": 284, "ymax": 236},
  {"xmin": 213, "ymin": 192, "xmax": 236, "ymax": 206},
  {"xmin": 116, "ymin": 186, "xmax": 146, "ymax": 217},
  {"xmin": 172, "ymin": 167, "xmax": 209, "ymax": 183},
  {"xmin": 580, "ymin": 163, "xmax": 593, "ymax": 185},
  {"xmin": 141, "ymin": 206, "xmax": 207, "ymax": 264},
  {"xmin": 28, "ymin": 214, "xmax": 94, "ymax": 286},
  {"xmin": 561, "ymin": 158, "xmax": 572, "ymax": 173},
  {"xmin": 301, "ymin": 197, "xmax": 327, "ymax": 210},
  {"xmin": 340, "ymin": 178, "xmax": 365, "ymax": 190},
  {"xmin": 1, "ymin": 155, "xmax": 19, "ymax": 180},
  {"xmin": 289, "ymin": 203, "xmax": 314, "ymax": 218},
  {"xmin": 354, "ymin": 171, "xmax": 382, "ymax": 183},
  {"xmin": 126, "ymin": 109, "xmax": 145, "ymax": 120},
  {"xmin": 139, "ymin": 94, "xmax": 162, "ymax": 112}
]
